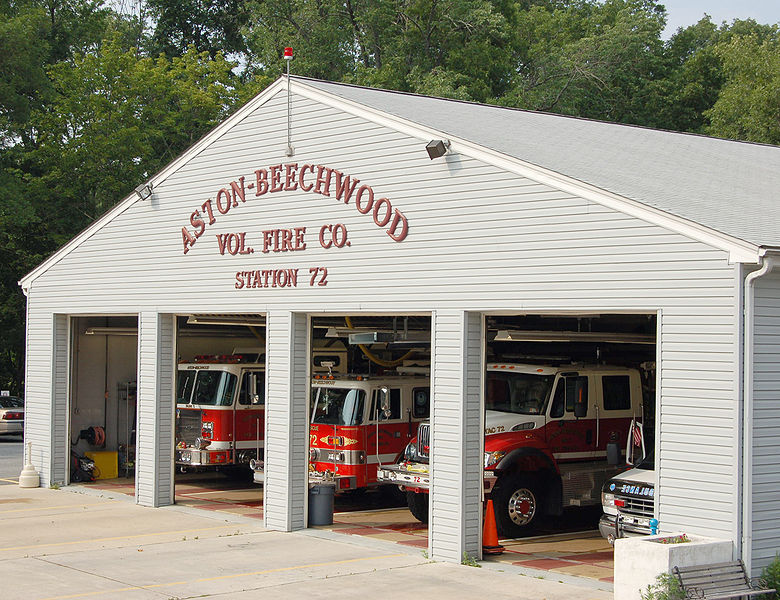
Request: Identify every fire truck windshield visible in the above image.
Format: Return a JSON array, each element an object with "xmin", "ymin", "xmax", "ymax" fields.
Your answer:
[
  {"xmin": 311, "ymin": 388, "xmax": 366, "ymax": 425},
  {"xmin": 177, "ymin": 370, "xmax": 237, "ymax": 406},
  {"xmin": 486, "ymin": 372, "xmax": 555, "ymax": 415}
]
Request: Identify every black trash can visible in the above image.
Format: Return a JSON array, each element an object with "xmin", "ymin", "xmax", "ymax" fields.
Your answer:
[{"xmin": 308, "ymin": 483, "xmax": 335, "ymax": 526}]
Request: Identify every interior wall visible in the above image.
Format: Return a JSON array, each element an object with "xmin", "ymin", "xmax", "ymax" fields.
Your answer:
[{"xmin": 71, "ymin": 317, "xmax": 138, "ymax": 456}]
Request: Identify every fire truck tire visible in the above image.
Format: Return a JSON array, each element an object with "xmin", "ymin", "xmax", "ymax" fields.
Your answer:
[
  {"xmin": 492, "ymin": 474, "xmax": 542, "ymax": 538},
  {"xmin": 406, "ymin": 491, "xmax": 429, "ymax": 523},
  {"xmin": 380, "ymin": 484, "xmax": 405, "ymax": 502}
]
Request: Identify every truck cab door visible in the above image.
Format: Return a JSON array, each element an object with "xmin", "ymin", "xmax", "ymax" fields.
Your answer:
[
  {"xmin": 235, "ymin": 370, "xmax": 265, "ymax": 447},
  {"xmin": 546, "ymin": 374, "xmax": 596, "ymax": 460},
  {"xmin": 366, "ymin": 387, "xmax": 407, "ymax": 470},
  {"xmin": 599, "ymin": 373, "xmax": 637, "ymax": 458}
]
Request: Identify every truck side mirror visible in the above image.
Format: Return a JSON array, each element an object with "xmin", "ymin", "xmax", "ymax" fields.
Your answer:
[
  {"xmin": 566, "ymin": 377, "xmax": 588, "ymax": 418},
  {"xmin": 248, "ymin": 373, "xmax": 262, "ymax": 404},
  {"xmin": 574, "ymin": 401, "xmax": 587, "ymax": 419},
  {"xmin": 379, "ymin": 387, "xmax": 391, "ymax": 420}
]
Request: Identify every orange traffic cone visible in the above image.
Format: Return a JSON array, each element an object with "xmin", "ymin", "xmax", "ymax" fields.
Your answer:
[{"xmin": 482, "ymin": 499, "xmax": 505, "ymax": 555}]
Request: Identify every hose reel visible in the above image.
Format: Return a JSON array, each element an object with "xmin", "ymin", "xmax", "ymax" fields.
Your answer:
[{"xmin": 79, "ymin": 425, "xmax": 106, "ymax": 447}]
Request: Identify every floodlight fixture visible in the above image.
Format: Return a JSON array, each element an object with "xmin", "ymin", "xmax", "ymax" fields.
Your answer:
[
  {"xmin": 426, "ymin": 139, "xmax": 450, "ymax": 159},
  {"xmin": 134, "ymin": 182, "xmax": 154, "ymax": 201}
]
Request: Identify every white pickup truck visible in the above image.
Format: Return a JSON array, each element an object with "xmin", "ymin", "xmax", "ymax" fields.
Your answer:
[{"xmin": 599, "ymin": 451, "xmax": 655, "ymax": 544}]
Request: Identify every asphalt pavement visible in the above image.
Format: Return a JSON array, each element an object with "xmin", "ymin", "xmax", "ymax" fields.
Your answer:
[
  {"xmin": 0, "ymin": 435, "xmax": 23, "ymax": 480},
  {"xmin": 0, "ymin": 482, "xmax": 614, "ymax": 600}
]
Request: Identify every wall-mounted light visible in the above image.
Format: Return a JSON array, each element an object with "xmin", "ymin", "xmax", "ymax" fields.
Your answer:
[
  {"xmin": 426, "ymin": 139, "xmax": 450, "ymax": 160},
  {"xmin": 134, "ymin": 182, "xmax": 154, "ymax": 201}
]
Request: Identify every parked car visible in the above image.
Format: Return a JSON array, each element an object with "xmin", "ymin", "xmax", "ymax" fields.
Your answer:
[{"xmin": 0, "ymin": 396, "xmax": 24, "ymax": 436}]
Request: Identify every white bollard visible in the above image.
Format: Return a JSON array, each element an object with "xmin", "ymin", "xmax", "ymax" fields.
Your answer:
[{"xmin": 18, "ymin": 441, "xmax": 40, "ymax": 488}]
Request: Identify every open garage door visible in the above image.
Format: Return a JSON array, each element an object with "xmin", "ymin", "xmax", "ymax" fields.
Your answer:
[
  {"xmin": 67, "ymin": 316, "xmax": 139, "ymax": 488},
  {"xmin": 171, "ymin": 315, "xmax": 267, "ymax": 515},
  {"xmin": 477, "ymin": 313, "xmax": 656, "ymax": 577},
  {"xmin": 305, "ymin": 315, "xmax": 432, "ymax": 544}
]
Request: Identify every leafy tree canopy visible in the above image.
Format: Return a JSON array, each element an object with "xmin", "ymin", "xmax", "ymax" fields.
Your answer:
[
  {"xmin": 28, "ymin": 36, "xmax": 243, "ymax": 237},
  {"xmin": 706, "ymin": 31, "xmax": 780, "ymax": 144}
]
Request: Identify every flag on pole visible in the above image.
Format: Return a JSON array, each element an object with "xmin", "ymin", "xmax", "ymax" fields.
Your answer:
[{"xmin": 633, "ymin": 420, "xmax": 643, "ymax": 447}]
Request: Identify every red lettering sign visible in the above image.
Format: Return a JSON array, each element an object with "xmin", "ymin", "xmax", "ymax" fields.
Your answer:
[{"xmin": 180, "ymin": 164, "xmax": 409, "ymax": 254}]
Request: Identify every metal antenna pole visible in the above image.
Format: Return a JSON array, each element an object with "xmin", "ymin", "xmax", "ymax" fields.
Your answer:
[{"xmin": 284, "ymin": 47, "xmax": 294, "ymax": 157}]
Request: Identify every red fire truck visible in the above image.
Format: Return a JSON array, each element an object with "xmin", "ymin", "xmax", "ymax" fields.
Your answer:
[
  {"xmin": 309, "ymin": 372, "xmax": 431, "ymax": 492},
  {"xmin": 378, "ymin": 362, "xmax": 645, "ymax": 537},
  {"xmin": 175, "ymin": 353, "xmax": 266, "ymax": 471},
  {"xmin": 176, "ymin": 344, "xmax": 349, "ymax": 473}
]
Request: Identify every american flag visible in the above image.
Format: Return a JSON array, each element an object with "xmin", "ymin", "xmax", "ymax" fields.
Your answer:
[{"xmin": 633, "ymin": 420, "xmax": 643, "ymax": 447}]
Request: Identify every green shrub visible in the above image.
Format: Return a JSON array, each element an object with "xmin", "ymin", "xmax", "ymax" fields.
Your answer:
[
  {"xmin": 761, "ymin": 554, "xmax": 780, "ymax": 595},
  {"xmin": 640, "ymin": 572, "xmax": 685, "ymax": 600}
]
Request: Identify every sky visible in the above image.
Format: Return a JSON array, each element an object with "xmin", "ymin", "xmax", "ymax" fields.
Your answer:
[{"xmin": 661, "ymin": 0, "xmax": 780, "ymax": 38}]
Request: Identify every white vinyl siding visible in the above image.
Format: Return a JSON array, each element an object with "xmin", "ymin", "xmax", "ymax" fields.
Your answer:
[
  {"xmin": 750, "ymin": 272, "xmax": 780, "ymax": 573},
  {"xmin": 23, "ymin": 301, "xmax": 54, "ymax": 486},
  {"xmin": 51, "ymin": 315, "xmax": 69, "ymax": 485},
  {"xmin": 135, "ymin": 312, "xmax": 175, "ymax": 507},
  {"xmin": 430, "ymin": 311, "xmax": 484, "ymax": 562},
  {"xmin": 264, "ymin": 311, "xmax": 308, "ymax": 531},
  {"xmin": 21, "ymin": 88, "xmax": 743, "ymax": 559}
]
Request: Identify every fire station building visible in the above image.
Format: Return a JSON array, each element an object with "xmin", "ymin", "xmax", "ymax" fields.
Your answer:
[{"xmin": 19, "ymin": 76, "xmax": 780, "ymax": 576}]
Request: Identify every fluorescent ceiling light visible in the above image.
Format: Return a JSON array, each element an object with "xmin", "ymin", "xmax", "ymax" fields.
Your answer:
[{"xmin": 85, "ymin": 327, "xmax": 138, "ymax": 336}]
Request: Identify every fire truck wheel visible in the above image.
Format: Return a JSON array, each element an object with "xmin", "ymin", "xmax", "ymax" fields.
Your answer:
[
  {"xmin": 492, "ymin": 474, "xmax": 541, "ymax": 538},
  {"xmin": 406, "ymin": 491, "xmax": 429, "ymax": 523}
]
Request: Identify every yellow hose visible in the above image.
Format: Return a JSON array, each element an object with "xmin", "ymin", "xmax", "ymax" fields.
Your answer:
[{"xmin": 345, "ymin": 316, "xmax": 417, "ymax": 368}]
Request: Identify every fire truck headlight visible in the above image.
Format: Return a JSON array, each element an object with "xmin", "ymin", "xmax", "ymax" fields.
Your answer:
[
  {"xmin": 202, "ymin": 421, "xmax": 214, "ymax": 431},
  {"xmin": 309, "ymin": 448, "xmax": 319, "ymax": 462},
  {"xmin": 602, "ymin": 492, "xmax": 615, "ymax": 508},
  {"xmin": 484, "ymin": 450, "xmax": 507, "ymax": 468}
]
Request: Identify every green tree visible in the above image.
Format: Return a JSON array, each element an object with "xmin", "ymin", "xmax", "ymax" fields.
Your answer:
[
  {"xmin": 0, "ymin": 151, "xmax": 52, "ymax": 394},
  {"xmin": 500, "ymin": 0, "xmax": 667, "ymax": 124},
  {"xmin": 705, "ymin": 31, "xmax": 780, "ymax": 144},
  {"xmin": 243, "ymin": 0, "xmax": 513, "ymax": 103},
  {"xmin": 642, "ymin": 17, "xmax": 778, "ymax": 134},
  {"xmin": 0, "ymin": 5, "xmax": 51, "ymax": 141},
  {"xmin": 28, "ymin": 37, "xmax": 244, "ymax": 235},
  {"xmin": 145, "ymin": 0, "xmax": 251, "ymax": 58}
]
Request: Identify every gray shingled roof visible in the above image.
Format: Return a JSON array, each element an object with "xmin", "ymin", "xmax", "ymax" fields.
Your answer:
[{"xmin": 300, "ymin": 77, "xmax": 780, "ymax": 249}]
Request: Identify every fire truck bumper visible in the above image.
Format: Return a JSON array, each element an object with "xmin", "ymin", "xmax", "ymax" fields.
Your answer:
[
  {"xmin": 377, "ymin": 463, "xmax": 498, "ymax": 494},
  {"xmin": 308, "ymin": 470, "xmax": 358, "ymax": 492},
  {"xmin": 176, "ymin": 448, "xmax": 231, "ymax": 467},
  {"xmin": 377, "ymin": 463, "xmax": 430, "ymax": 490},
  {"xmin": 599, "ymin": 513, "xmax": 652, "ymax": 544}
]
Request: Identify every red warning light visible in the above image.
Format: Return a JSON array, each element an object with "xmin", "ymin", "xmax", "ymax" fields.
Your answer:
[{"xmin": 283, "ymin": 47, "xmax": 293, "ymax": 60}]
